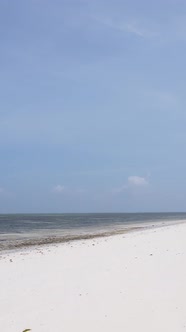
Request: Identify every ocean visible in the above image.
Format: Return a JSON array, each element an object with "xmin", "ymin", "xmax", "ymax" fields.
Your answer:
[{"xmin": 0, "ymin": 213, "xmax": 186, "ymax": 252}]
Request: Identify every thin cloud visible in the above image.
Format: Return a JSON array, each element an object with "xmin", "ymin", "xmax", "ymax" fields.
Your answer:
[
  {"xmin": 92, "ymin": 15, "xmax": 149, "ymax": 38},
  {"xmin": 112, "ymin": 185, "xmax": 128, "ymax": 195},
  {"xmin": 141, "ymin": 88, "xmax": 178, "ymax": 110},
  {"xmin": 52, "ymin": 185, "xmax": 65, "ymax": 193},
  {"xmin": 128, "ymin": 176, "xmax": 148, "ymax": 187},
  {"xmin": 52, "ymin": 185, "xmax": 86, "ymax": 196},
  {"xmin": 125, "ymin": 22, "xmax": 146, "ymax": 37},
  {"xmin": 112, "ymin": 175, "xmax": 149, "ymax": 195},
  {"xmin": 0, "ymin": 187, "xmax": 13, "ymax": 198}
]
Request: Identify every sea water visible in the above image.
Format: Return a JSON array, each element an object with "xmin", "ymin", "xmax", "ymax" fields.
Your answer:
[{"xmin": 0, "ymin": 213, "xmax": 186, "ymax": 251}]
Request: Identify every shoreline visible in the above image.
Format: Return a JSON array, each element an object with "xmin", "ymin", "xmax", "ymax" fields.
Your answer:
[{"xmin": 1, "ymin": 219, "xmax": 186, "ymax": 254}]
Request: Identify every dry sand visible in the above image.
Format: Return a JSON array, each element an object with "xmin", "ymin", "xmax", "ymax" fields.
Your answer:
[{"xmin": 0, "ymin": 222, "xmax": 186, "ymax": 332}]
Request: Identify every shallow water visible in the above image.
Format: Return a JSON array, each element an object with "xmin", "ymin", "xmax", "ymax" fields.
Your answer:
[{"xmin": 0, "ymin": 213, "xmax": 186, "ymax": 251}]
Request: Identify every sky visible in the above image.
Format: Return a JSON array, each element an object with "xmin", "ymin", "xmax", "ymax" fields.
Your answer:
[{"xmin": 1, "ymin": 0, "xmax": 186, "ymax": 213}]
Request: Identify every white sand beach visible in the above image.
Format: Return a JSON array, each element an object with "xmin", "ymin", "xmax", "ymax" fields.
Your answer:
[{"xmin": 0, "ymin": 222, "xmax": 186, "ymax": 332}]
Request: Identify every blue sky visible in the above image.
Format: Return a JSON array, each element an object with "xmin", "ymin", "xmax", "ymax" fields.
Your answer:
[{"xmin": 1, "ymin": 0, "xmax": 186, "ymax": 212}]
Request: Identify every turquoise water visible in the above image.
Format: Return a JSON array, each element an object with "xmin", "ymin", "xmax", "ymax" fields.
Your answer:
[{"xmin": 0, "ymin": 213, "xmax": 185, "ymax": 251}]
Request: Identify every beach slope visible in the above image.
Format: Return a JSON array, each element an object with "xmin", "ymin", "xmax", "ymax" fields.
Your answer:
[{"xmin": 0, "ymin": 223, "xmax": 186, "ymax": 332}]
